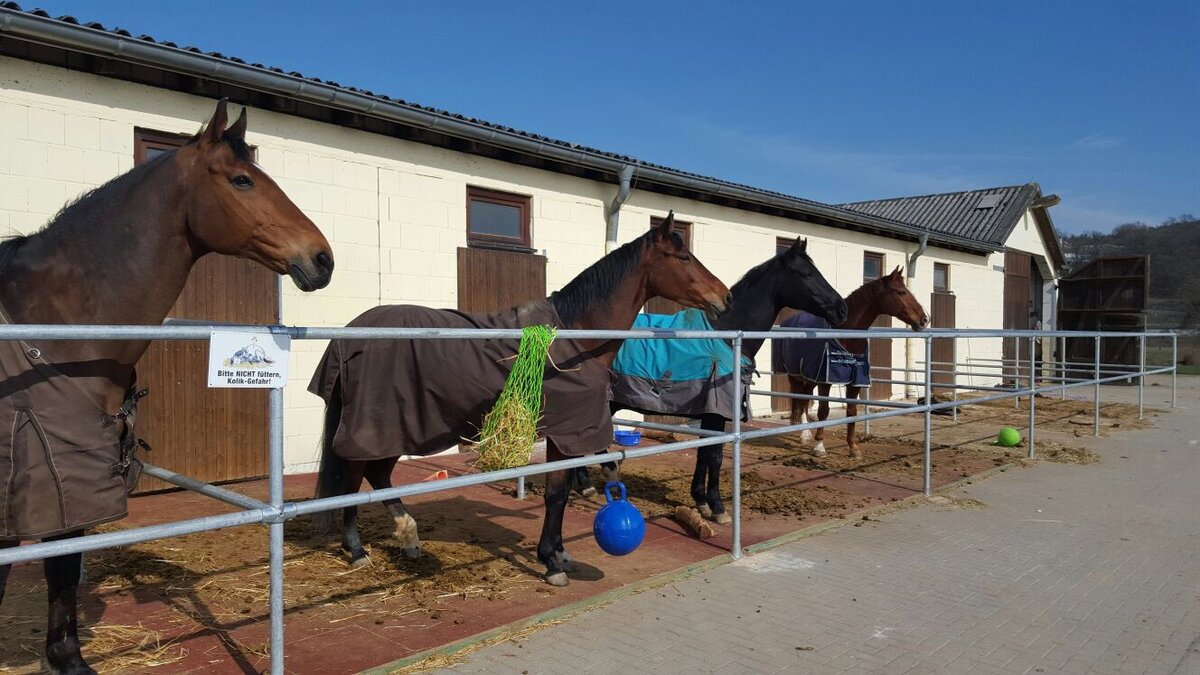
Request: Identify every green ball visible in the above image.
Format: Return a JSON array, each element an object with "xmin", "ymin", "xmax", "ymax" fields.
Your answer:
[{"xmin": 997, "ymin": 427, "xmax": 1022, "ymax": 447}]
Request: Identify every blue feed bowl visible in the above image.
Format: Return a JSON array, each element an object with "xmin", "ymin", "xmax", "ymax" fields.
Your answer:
[{"xmin": 613, "ymin": 430, "xmax": 641, "ymax": 446}]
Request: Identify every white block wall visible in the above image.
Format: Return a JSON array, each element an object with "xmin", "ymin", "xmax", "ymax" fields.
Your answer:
[{"xmin": 1, "ymin": 57, "xmax": 1059, "ymax": 472}]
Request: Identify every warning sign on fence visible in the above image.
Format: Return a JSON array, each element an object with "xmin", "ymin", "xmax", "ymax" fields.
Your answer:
[{"xmin": 207, "ymin": 331, "xmax": 290, "ymax": 388}]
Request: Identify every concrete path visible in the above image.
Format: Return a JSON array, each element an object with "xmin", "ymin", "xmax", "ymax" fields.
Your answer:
[{"xmin": 433, "ymin": 376, "xmax": 1198, "ymax": 674}]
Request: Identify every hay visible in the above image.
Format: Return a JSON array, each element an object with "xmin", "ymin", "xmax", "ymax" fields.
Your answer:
[
  {"xmin": 1035, "ymin": 441, "xmax": 1100, "ymax": 464},
  {"xmin": 474, "ymin": 325, "xmax": 556, "ymax": 472},
  {"xmin": 82, "ymin": 624, "xmax": 188, "ymax": 674}
]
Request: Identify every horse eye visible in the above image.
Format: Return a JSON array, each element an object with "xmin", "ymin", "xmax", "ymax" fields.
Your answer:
[
  {"xmin": 230, "ymin": 175, "xmax": 254, "ymax": 189},
  {"xmin": 680, "ymin": 254, "xmax": 692, "ymax": 262}
]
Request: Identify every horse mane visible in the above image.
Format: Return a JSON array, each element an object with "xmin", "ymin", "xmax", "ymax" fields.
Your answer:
[
  {"xmin": 549, "ymin": 230, "xmax": 653, "ymax": 326},
  {"xmin": 2, "ymin": 151, "xmax": 175, "ymax": 259},
  {"xmin": 845, "ymin": 276, "xmax": 882, "ymax": 308},
  {"xmin": 728, "ymin": 251, "xmax": 784, "ymax": 299}
]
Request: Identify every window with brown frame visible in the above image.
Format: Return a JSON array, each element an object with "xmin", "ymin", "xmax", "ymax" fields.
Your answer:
[
  {"xmin": 134, "ymin": 128, "xmax": 191, "ymax": 166},
  {"xmin": 467, "ymin": 186, "xmax": 532, "ymax": 250},
  {"xmin": 934, "ymin": 263, "xmax": 950, "ymax": 292},
  {"xmin": 863, "ymin": 251, "xmax": 884, "ymax": 282}
]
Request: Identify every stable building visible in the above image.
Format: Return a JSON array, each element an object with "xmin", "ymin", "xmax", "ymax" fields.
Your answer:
[{"xmin": 0, "ymin": 3, "xmax": 1066, "ymax": 479}]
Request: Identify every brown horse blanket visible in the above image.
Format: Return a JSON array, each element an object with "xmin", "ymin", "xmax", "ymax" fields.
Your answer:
[
  {"xmin": 0, "ymin": 308, "xmax": 145, "ymax": 540},
  {"xmin": 308, "ymin": 300, "xmax": 613, "ymax": 460}
]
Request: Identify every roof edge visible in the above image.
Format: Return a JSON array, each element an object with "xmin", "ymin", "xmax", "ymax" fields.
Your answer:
[{"xmin": 0, "ymin": 4, "xmax": 995, "ymax": 255}]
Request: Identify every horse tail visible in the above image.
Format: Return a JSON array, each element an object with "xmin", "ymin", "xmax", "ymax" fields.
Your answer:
[{"xmin": 313, "ymin": 384, "xmax": 345, "ymax": 533}]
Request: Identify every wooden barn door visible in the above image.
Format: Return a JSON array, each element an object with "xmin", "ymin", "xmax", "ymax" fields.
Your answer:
[
  {"xmin": 864, "ymin": 253, "xmax": 893, "ymax": 402},
  {"xmin": 457, "ymin": 247, "xmax": 547, "ymax": 313},
  {"xmin": 930, "ymin": 291, "xmax": 956, "ymax": 393},
  {"xmin": 133, "ymin": 130, "xmax": 275, "ymax": 493},
  {"xmin": 1002, "ymin": 251, "xmax": 1033, "ymax": 386},
  {"xmin": 135, "ymin": 257, "xmax": 277, "ymax": 493}
]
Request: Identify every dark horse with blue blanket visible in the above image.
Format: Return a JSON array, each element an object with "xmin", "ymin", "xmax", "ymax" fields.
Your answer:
[
  {"xmin": 580, "ymin": 238, "xmax": 846, "ymax": 523},
  {"xmin": 777, "ymin": 267, "xmax": 928, "ymax": 458},
  {"xmin": 0, "ymin": 100, "xmax": 333, "ymax": 675}
]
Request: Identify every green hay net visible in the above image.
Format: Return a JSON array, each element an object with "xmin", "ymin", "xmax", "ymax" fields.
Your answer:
[{"xmin": 474, "ymin": 324, "xmax": 557, "ymax": 472}]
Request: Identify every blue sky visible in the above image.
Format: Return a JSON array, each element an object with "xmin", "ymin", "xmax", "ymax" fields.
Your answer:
[{"xmin": 31, "ymin": 0, "xmax": 1199, "ymax": 233}]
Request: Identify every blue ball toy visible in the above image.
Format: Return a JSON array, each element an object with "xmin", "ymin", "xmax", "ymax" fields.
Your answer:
[{"xmin": 593, "ymin": 481, "xmax": 646, "ymax": 556}]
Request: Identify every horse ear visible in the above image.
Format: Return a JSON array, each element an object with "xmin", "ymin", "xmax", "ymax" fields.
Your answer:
[
  {"xmin": 224, "ymin": 106, "xmax": 248, "ymax": 143},
  {"xmin": 891, "ymin": 266, "xmax": 902, "ymax": 278},
  {"xmin": 200, "ymin": 98, "xmax": 230, "ymax": 146},
  {"xmin": 789, "ymin": 237, "xmax": 807, "ymax": 256},
  {"xmin": 654, "ymin": 211, "xmax": 675, "ymax": 242}
]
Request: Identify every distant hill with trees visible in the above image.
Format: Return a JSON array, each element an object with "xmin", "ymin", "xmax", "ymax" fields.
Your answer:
[{"xmin": 1060, "ymin": 215, "xmax": 1200, "ymax": 331}]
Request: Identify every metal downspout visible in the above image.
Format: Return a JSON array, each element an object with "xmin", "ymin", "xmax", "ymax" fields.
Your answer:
[
  {"xmin": 605, "ymin": 165, "xmax": 635, "ymax": 254},
  {"xmin": 905, "ymin": 232, "xmax": 929, "ymax": 399}
]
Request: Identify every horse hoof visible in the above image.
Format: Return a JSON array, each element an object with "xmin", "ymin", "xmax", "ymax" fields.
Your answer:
[
  {"xmin": 42, "ymin": 659, "xmax": 96, "ymax": 675},
  {"xmin": 799, "ymin": 431, "xmax": 814, "ymax": 444},
  {"xmin": 813, "ymin": 442, "xmax": 827, "ymax": 457},
  {"xmin": 348, "ymin": 555, "xmax": 372, "ymax": 569},
  {"xmin": 711, "ymin": 512, "xmax": 732, "ymax": 525},
  {"xmin": 401, "ymin": 547, "xmax": 422, "ymax": 559},
  {"xmin": 545, "ymin": 572, "xmax": 570, "ymax": 587},
  {"xmin": 696, "ymin": 503, "xmax": 713, "ymax": 518}
]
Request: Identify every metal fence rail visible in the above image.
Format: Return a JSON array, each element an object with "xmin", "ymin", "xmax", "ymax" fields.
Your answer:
[{"xmin": 0, "ymin": 324, "xmax": 1178, "ymax": 674}]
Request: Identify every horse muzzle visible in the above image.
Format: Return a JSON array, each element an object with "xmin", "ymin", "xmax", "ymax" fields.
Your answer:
[{"xmin": 288, "ymin": 251, "xmax": 335, "ymax": 291}]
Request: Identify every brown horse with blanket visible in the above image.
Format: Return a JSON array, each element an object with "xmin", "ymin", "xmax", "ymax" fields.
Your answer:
[
  {"xmin": 0, "ymin": 100, "xmax": 333, "ymax": 675},
  {"xmin": 310, "ymin": 214, "xmax": 730, "ymax": 586}
]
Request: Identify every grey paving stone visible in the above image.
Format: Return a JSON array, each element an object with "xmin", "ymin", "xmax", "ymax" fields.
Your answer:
[{"xmin": 427, "ymin": 377, "xmax": 1200, "ymax": 675}]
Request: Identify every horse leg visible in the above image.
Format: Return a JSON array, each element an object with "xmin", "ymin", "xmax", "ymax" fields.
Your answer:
[
  {"xmin": 846, "ymin": 385, "xmax": 862, "ymax": 459},
  {"xmin": 571, "ymin": 459, "xmax": 597, "ymax": 498},
  {"xmin": 698, "ymin": 414, "xmax": 730, "ymax": 524},
  {"xmin": 363, "ymin": 458, "xmax": 421, "ymax": 559},
  {"xmin": 537, "ymin": 441, "xmax": 573, "ymax": 587},
  {"xmin": 0, "ymin": 539, "xmax": 15, "ymax": 605},
  {"xmin": 339, "ymin": 461, "xmax": 371, "ymax": 568},
  {"xmin": 813, "ymin": 385, "xmax": 831, "ymax": 457},
  {"xmin": 789, "ymin": 377, "xmax": 814, "ymax": 444},
  {"xmin": 43, "ymin": 531, "xmax": 95, "ymax": 675}
]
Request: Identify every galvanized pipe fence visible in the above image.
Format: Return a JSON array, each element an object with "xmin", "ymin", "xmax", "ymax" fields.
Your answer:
[{"xmin": 0, "ymin": 324, "xmax": 1178, "ymax": 674}]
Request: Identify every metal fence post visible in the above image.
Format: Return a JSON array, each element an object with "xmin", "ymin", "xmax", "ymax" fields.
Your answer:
[
  {"xmin": 1094, "ymin": 335, "xmax": 1101, "ymax": 437},
  {"xmin": 1138, "ymin": 335, "xmax": 1146, "ymax": 420},
  {"xmin": 517, "ymin": 476, "xmax": 526, "ymax": 500},
  {"xmin": 268, "ymin": 386, "xmax": 285, "ymax": 675},
  {"xmin": 1059, "ymin": 335, "xmax": 1067, "ymax": 400},
  {"xmin": 1028, "ymin": 335, "xmax": 1036, "ymax": 459},
  {"xmin": 731, "ymin": 333, "xmax": 744, "ymax": 559},
  {"xmin": 923, "ymin": 335, "xmax": 932, "ymax": 497},
  {"xmin": 1172, "ymin": 333, "xmax": 1178, "ymax": 409}
]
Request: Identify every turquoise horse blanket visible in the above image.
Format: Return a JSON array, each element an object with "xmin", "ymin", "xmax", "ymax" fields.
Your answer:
[{"xmin": 610, "ymin": 309, "xmax": 753, "ymax": 421}]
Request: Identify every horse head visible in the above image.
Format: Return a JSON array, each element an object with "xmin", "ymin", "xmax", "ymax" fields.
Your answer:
[
  {"xmin": 643, "ymin": 212, "xmax": 730, "ymax": 318},
  {"xmin": 876, "ymin": 266, "xmax": 929, "ymax": 330},
  {"xmin": 776, "ymin": 237, "xmax": 848, "ymax": 326},
  {"xmin": 175, "ymin": 99, "xmax": 334, "ymax": 291}
]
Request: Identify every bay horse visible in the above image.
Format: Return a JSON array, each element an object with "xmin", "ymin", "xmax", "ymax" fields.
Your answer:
[
  {"xmin": 581, "ymin": 237, "xmax": 847, "ymax": 523},
  {"xmin": 783, "ymin": 267, "xmax": 928, "ymax": 458},
  {"xmin": 0, "ymin": 99, "xmax": 333, "ymax": 675},
  {"xmin": 309, "ymin": 214, "xmax": 730, "ymax": 587}
]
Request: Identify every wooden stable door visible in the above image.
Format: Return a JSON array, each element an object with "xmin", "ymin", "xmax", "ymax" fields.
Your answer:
[
  {"xmin": 930, "ymin": 291, "xmax": 956, "ymax": 393},
  {"xmin": 1002, "ymin": 251, "xmax": 1033, "ymax": 385},
  {"xmin": 134, "ymin": 256, "xmax": 277, "ymax": 493},
  {"xmin": 457, "ymin": 247, "xmax": 547, "ymax": 313}
]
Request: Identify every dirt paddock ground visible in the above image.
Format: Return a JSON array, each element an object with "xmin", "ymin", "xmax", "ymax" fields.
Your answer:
[{"xmin": 0, "ymin": 387, "xmax": 1163, "ymax": 674}]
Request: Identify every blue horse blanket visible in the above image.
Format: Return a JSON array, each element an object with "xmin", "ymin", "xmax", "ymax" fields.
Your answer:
[
  {"xmin": 772, "ymin": 312, "xmax": 871, "ymax": 387},
  {"xmin": 610, "ymin": 309, "xmax": 753, "ymax": 421}
]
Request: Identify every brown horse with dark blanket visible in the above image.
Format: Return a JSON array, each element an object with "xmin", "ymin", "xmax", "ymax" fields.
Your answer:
[
  {"xmin": 310, "ymin": 214, "xmax": 730, "ymax": 586},
  {"xmin": 0, "ymin": 100, "xmax": 333, "ymax": 675},
  {"xmin": 784, "ymin": 267, "xmax": 928, "ymax": 458}
]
